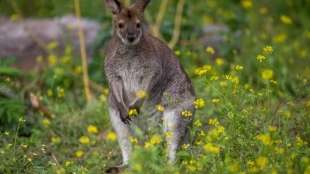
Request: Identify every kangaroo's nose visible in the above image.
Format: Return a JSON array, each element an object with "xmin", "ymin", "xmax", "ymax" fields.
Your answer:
[{"xmin": 127, "ymin": 34, "xmax": 136, "ymax": 43}]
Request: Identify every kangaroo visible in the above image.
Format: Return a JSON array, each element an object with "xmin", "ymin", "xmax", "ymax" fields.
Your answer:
[{"xmin": 104, "ymin": 0, "xmax": 195, "ymax": 172}]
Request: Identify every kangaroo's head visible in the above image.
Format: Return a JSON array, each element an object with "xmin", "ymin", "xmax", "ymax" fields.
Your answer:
[{"xmin": 105, "ymin": 0, "xmax": 150, "ymax": 46}]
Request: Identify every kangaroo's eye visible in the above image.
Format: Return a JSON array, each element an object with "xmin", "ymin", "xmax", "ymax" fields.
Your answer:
[
  {"xmin": 136, "ymin": 22, "xmax": 141, "ymax": 28},
  {"xmin": 118, "ymin": 23, "xmax": 124, "ymax": 29}
]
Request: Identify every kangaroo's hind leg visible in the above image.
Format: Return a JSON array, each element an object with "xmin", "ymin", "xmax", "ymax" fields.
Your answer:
[{"xmin": 163, "ymin": 103, "xmax": 194, "ymax": 163}]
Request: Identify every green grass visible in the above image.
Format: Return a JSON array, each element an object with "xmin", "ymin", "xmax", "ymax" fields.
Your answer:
[{"xmin": 0, "ymin": 0, "xmax": 310, "ymax": 173}]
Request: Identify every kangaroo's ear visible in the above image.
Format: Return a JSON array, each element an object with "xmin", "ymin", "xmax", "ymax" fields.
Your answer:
[
  {"xmin": 105, "ymin": 0, "xmax": 123, "ymax": 14},
  {"xmin": 131, "ymin": 0, "xmax": 151, "ymax": 12}
]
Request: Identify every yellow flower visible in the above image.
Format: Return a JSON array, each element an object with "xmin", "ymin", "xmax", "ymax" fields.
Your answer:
[
  {"xmin": 280, "ymin": 15, "xmax": 293, "ymax": 25},
  {"xmin": 256, "ymin": 156, "xmax": 268, "ymax": 170},
  {"xmin": 275, "ymin": 147, "xmax": 284, "ymax": 154},
  {"xmin": 203, "ymin": 143, "xmax": 220, "ymax": 154},
  {"xmin": 150, "ymin": 134, "xmax": 161, "ymax": 145},
  {"xmin": 194, "ymin": 98, "xmax": 205, "ymax": 109},
  {"xmin": 129, "ymin": 137, "xmax": 138, "ymax": 144},
  {"xmin": 87, "ymin": 125, "xmax": 98, "ymax": 134},
  {"xmin": 268, "ymin": 126, "xmax": 277, "ymax": 132},
  {"xmin": 208, "ymin": 118, "xmax": 220, "ymax": 127},
  {"xmin": 47, "ymin": 41, "xmax": 58, "ymax": 51},
  {"xmin": 56, "ymin": 87, "xmax": 65, "ymax": 98},
  {"xmin": 156, "ymin": 104, "xmax": 165, "ymax": 112},
  {"xmin": 194, "ymin": 120, "xmax": 202, "ymax": 127},
  {"xmin": 51, "ymin": 136, "xmax": 61, "ymax": 144},
  {"xmin": 234, "ymin": 65, "xmax": 244, "ymax": 71},
  {"xmin": 194, "ymin": 65, "xmax": 212, "ymax": 76},
  {"xmin": 165, "ymin": 131, "xmax": 173, "ymax": 138},
  {"xmin": 181, "ymin": 110, "xmax": 193, "ymax": 118},
  {"xmin": 74, "ymin": 66, "xmax": 82, "ymax": 75},
  {"xmin": 228, "ymin": 162, "xmax": 240, "ymax": 173},
  {"xmin": 106, "ymin": 131, "xmax": 117, "ymax": 142},
  {"xmin": 136, "ymin": 90, "xmax": 147, "ymax": 99},
  {"xmin": 79, "ymin": 136, "xmax": 90, "ymax": 145},
  {"xmin": 256, "ymin": 134, "xmax": 272, "ymax": 145},
  {"xmin": 75, "ymin": 150, "xmax": 84, "ymax": 158},
  {"xmin": 263, "ymin": 45, "xmax": 273, "ymax": 55},
  {"xmin": 212, "ymin": 98, "xmax": 220, "ymax": 104},
  {"xmin": 256, "ymin": 54, "xmax": 266, "ymax": 62},
  {"xmin": 241, "ymin": 0, "xmax": 252, "ymax": 9},
  {"xmin": 42, "ymin": 119, "xmax": 51, "ymax": 127},
  {"xmin": 215, "ymin": 58, "xmax": 224, "ymax": 66},
  {"xmin": 48, "ymin": 54, "xmax": 58, "ymax": 66},
  {"xmin": 273, "ymin": 33, "xmax": 287, "ymax": 43},
  {"xmin": 296, "ymin": 136, "xmax": 306, "ymax": 147},
  {"xmin": 261, "ymin": 69, "xmax": 274, "ymax": 80},
  {"xmin": 128, "ymin": 108, "xmax": 139, "ymax": 117},
  {"xmin": 206, "ymin": 46, "xmax": 215, "ymax": 55},
  {"xmin": 47, "ymin": 89, "xmax": 53, "ymax": 97}
]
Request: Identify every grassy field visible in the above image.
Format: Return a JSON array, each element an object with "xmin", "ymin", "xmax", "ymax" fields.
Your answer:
[{"xmin": 0, "ymin": 0, "xmax": 310, "ymax": 173}]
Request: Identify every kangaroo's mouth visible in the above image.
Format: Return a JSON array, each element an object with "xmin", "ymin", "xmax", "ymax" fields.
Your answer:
[{"xmin": 117, "ymin": 31, "xmax": 142, "ymax": 46}]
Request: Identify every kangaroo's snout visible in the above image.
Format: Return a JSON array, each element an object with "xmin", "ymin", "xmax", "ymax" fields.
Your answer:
[{"xmin": 126, "ymin": 33, "xmax": 136, "ymax": 43}]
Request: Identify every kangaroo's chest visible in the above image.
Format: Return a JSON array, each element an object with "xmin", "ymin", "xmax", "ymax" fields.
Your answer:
[{"xmin": 114, "ymin": 54, "xmax": 161, "ymax": 94}]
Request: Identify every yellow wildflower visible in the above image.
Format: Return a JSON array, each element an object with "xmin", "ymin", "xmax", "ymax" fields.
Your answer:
[
  {"xmin": 256, "ymin": 134, "xmax": 272, "ymax": 145},
  {"xmin": 203, "ymin": 143, "xmax": 220, "ymax": 154},
  {"xmin": 215, "ymin": 58, "xmax": 224, "ymax": 66},
  {"xmin": 206, "ymin": 46, "xmax": 215, "ymax": 55},
  {"xmin": 280, "ymin": 15, "xmax": 293, "ymax": 25},
  {"xmin": 42, "ymin": 119, "xmax": 51, "ymax": 127},
  {"xmin": 275, "ymin": 147, "xmax": 284, "ymax": 154},
  {"xmin": 234, "ymin": 65, "xmax": 244, "ymax": 71},
  {"xmin": 181, "ymin": 110, "xmax": 193, "ymax": 118},
  {"xmin": 228, "ymin": 162, "xmax": 240, "ymax": 173},
  {"xmin": 48, "ymin": 54, "xmax": 58, "ymax": 66},
  {"xmin": 212, "ymin": 98, "xmax": 220, "ymax": 104},
  {"xmin": 128, "ymin": 108, "xmax": 139, "ymax": 117},
  {"xmin": 263, "ymin": 45, "xmax": 273, "ymax": 55},
  {"xmin": 194, "ymin": 98, "xmax": 205, "ymax": 109},
  {"xmin": 130, "ymin": 137, "xmax": 138, "ymax": 144},
  {"xmin": 256, "ymin": 54, "xmax": 266, "ymax": 62},
  {"xmin": 136, "ymin": 90, "xmax": 147, "ymax": 99},
  {"xmin": 79, "ymin": 136, "xmax": 90, "ymax": 145},
  {"xmin": 194, "ymin": 65, "xmax": 212, "ymax": 76},
  {"xmin": 256, "ymin": 156, "xmax": 268, "ymax": 170},
  {"xmin": 87, "ymin": 125, "xmax": 98, "ymax": 134},
  {"xmin": 241, "ymin": 0, "xmax": 252, "ymax": 9},
  {"xmin": 296, "ymin": 136, "xmax": 306, "ymax": 147},
  {"xmin": 261, "ymin": 69, "xmax": 274, "ymax": 80},
  {"xmin": 150, "ymin": 134, "xmax": 161, "ymax": 145},
  {"xmin": 165, "ymin": 131, "xmax": 173, "ymax": 138},
  {"xmin": 75, "ymin": 150, "xmax": 84, "ymax": 158},
  {"xmin": 51, "ymin": 136, "xmax": 61, "ymax": 144},
  {"xmin": 268, "ymin": 126, "xmax": 277, "ymax": 132},
  {"xmin": 106, "ymin": 131, "xmax": 117, "ymax": 142},
  {"xmin": 194, "ymin": 120, "xmax": 202, "ymax": 127},
  {"xmin": 47, "ymin": 41, "xmax": 58, "ymax": 50},
  {"xmin": 56, "ymin": 87, "xmax": 65, "ymax": 98},
  {"xmin": 74, "ymin": 66, "xmax": 82, "ymax": 75},
  {"xmin": 273, "ymin": 33, "xmax": 287, "ymax": 43},
  {"xmin": 156, "ymin": 104, "xmax": 165, "ymax": 112},
  {"xmin": 182, "ymin": 144, "xmax": 190, "ymax": 150},
  {"xmin": 208, "ymin": 118, "xmax": 220, "ymax": 127}
]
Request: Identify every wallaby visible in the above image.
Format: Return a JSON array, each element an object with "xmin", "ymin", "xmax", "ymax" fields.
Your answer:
[{"xmin": 104, "ymin": 0, "xmax": 195, "ymax": 172}]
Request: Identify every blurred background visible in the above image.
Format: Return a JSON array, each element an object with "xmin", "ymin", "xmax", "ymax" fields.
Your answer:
[{"xmin": 0, "ymin": 0, "xmax": 309, "ymax": 173}]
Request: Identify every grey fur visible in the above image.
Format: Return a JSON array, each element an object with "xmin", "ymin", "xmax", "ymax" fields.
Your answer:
[{"xmin": 104, "ymin": 0, "xmax": 195, "ymax": 166}]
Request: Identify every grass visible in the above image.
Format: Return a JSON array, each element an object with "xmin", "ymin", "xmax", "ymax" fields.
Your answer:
[{"xmin": 0, "ymin": 0, "xmax": 310, "ymax": 173}]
